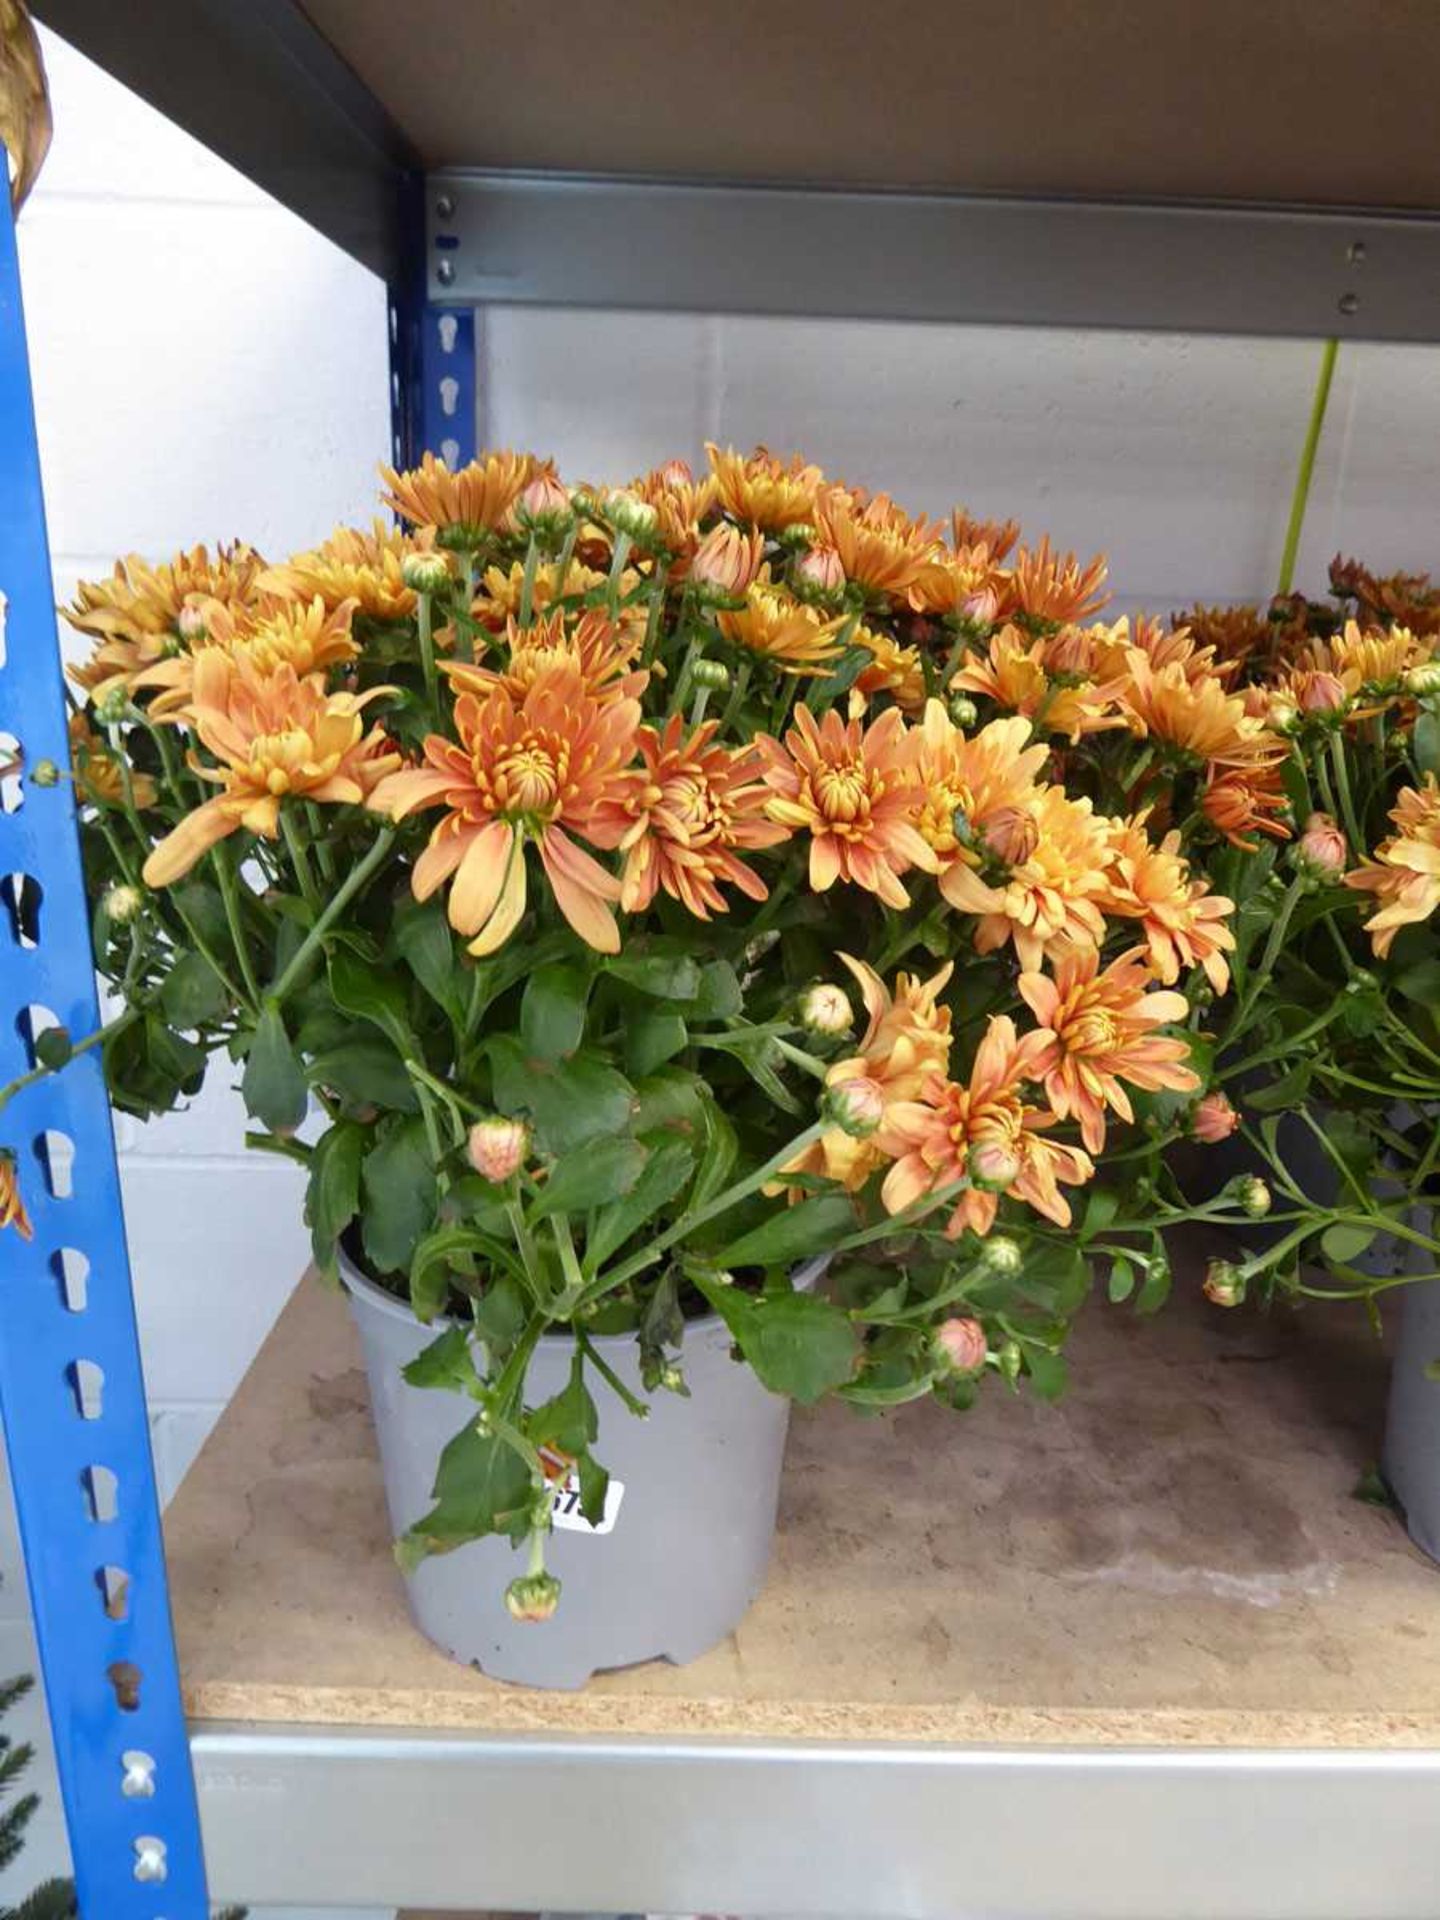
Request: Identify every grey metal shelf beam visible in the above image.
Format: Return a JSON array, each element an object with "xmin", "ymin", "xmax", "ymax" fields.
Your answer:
[
  {"xmin": 427, "ymin": 170, "xmax": 1440, "ymax": 340},
  {"xmin": 191, "ymin": 1722, "xmax": 1440, "ymax": 1917}
]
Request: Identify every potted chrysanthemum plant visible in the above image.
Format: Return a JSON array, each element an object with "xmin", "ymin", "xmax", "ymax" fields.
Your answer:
[{"xmin": 3, "ymin": 445, "xmax": 1271, "ymax": 1684}]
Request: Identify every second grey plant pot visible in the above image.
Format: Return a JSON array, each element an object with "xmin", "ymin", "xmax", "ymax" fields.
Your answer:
[
  {"xmin": 1384, "ymin": 1268, "xmax": 1440, "ymax": 1564},
  {"xmin": 344, "ymin": 1252, "xmax": 825, "ymax": 1689}
]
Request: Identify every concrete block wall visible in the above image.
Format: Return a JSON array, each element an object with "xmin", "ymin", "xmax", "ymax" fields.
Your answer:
[{"xmin": 3, "ymin": 15, "xmax": 1439, "ymax": 1917}]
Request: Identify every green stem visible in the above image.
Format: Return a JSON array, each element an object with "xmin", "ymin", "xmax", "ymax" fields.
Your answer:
[
  {"xmin": 597, "ymin": 1119, "xmax": 828, "ymax": 1297},
  {"xmin": 211, "ymin": 845, "xmax": 261, "ymax": 1005},
  {"xmin": 504, "ymin": 1194, "xmax": 550, "ymax": 1309},
  {"xmin": 606, "ymin": 531, "xmax": 633, "ymax": 618},
  {"xmin": 1328, "ymin": 730, "xmax": 1365, "ymax": 855},
  {"xmin": 269, "ymin": 828, "xmax": 396, "ymax": 1004},
  {"xmin": 580, "ymin": 1332, "xmax": 650, "ymax": 1419},
  {"xmin": 518, "ymin": 534, "xmax": 541, "ymax": 629},
  {"xmin": 716, "ymin": 659, "xmax": 752, "ymax": 736},
  {"xmin": 1221, "ymin": 876, "xmax": 1305, "ymax": 1050},
  {"xmin": 1276, "ymin": 337, "xmax": 1338, "ymax": 597},
  {"xmin": 773, "ymin": 1036, "xmax": 828, "ymax": 1081},
  {"xmin": 280, "ymin": 809, "xmax": 321, "ymax": 913},
  {"xmin": 0, "ymin": 1008, "xmax": 140, "ymax": 1120},
  {"xmin": 417, "ymin": 591, "xmax": 438, "ymax": 704}
]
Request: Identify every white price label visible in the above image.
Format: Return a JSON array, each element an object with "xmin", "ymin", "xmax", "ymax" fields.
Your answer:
[{"xmin": 549, "ymin": 1471, "xmax": 625, "ymax": 1535}]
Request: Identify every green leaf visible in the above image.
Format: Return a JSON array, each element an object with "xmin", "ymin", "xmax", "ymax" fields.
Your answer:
[
  {"xmin": 472, "ymin": 1273, "xmax": 528, "ymax": 1360},
  {"xmin": 625, "ymin": 1007, "xmax": 688, "ymax": 1077},
  {"xmin": 719, "ymin": 1030, "xmax": 801, "ymax": 1112},
  {"xmin": 402, "ymin": 1326, "xmax": 480, "ymax": 1393},
  {"xmin": 638, "ymin": 1265, "xmax": 685, "ymax": 1364},
  {"xmin": 632, "ymin": 1067, "xmax": 707, "ymax": 1137},
  {"xmin": 1415, "ymin": 709, "xmax": 1440, "ymax": 776},
  {"xmin": 171, "ymin": 878, "xmax": 230, "ymax": 950},
  {"xmin": 712, "ymin": 1192, "xmax": 856, "ymax": 1270},
  {"xmin": 1107, "ymin": 1257, "xmax": 1136, "ymax": 1304},
  {"xmin": 520, "ymin": 964, "xmax": 591, "ymax": 1061},
  {"xmin": 329, "ymin": 949, "xmax": 413, "ymax": 1050},
  {"xmin": 529, "ymin": 1363, "xmax": 598, "ymax": 1456},
  {"xmin": 1082, "ymin": 1186, "xmax": 1122, "ymax": 1236},
  {"xmin": 305, "ymin": 1121, "xmax": 364, "ymax": 1273},
  {"xmin": 1135, "ymin": 1260, "xmax": 1173, "ymax": 1315},
  {"xmin": 1322, "ymin": 1221, "xmax": 1377, "ymax": 1264},
  {"xmin": 528, "ymin": 1137, "xmax": 649, "ymax": 1221},
  {"xmin": 242, "ymin": 1005, "xmax": 309, "ymax": 1134},
  {"xmin": 160, "ymin": 949, "xmax": 231, "ymax": 1028},
  {"xmin": 394, "ymin": 896, "xmax": 467, "ymax": 1023},
  {"xmin": 307, "ymin": 1038, "xmax": 419, "ymax": 1113},
  {"xmin": 361, "ymin": 1116, "xmax": 438, "ymax": 1275},
  {"xmin": 587, "ymin": 1139, "xmax": 696, "ymax": 1271},
  {"xmin": 144, "ymin": 1016, "xmax": 206, "ymax": 1087},
  {"xmin": 1025, "ymin": 1348, "xmax": 1069, "ymax": 1403},
  {"xmin": 605, "ymin": 948, "xmax": 702, "ymax": 1000},
  {"xmin": 577, "ymin": 1452, "xmax": 610, "ymax": 1526},
  {"xmin": 409, "ymin": 1223, "xmax": 494, "ymax": 1323},
  {"xmin": 692, "ymin": 959, "xmax": 743, "ymax": 1022},
  {"xmin": 488, "ymin": 1037, "xmax": 637, "ymax": 1153},
  {"xmin": 1248, "ymin": 1060, "xmax": 1314, "ymax": 1112},
  {"xmin": 696, "ymin": 1280, "xmax": 859, "ymax": 1404},
  {"xmin": 691, "ymin": 1096, "xmax": 739, "ymax": 1208},
  {"xmin": 403, "ymin": 1417, "xmax": 534, "ymax": 1555},
  {"xmin": 1392, "ymin": 957, "xmax": 1440, "ymax": 1007}
]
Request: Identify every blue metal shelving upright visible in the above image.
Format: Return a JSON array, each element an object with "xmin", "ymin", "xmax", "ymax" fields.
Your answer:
[{"xmin": 0, "ymin": 172, "xmax": 209, "ymax": 1915}]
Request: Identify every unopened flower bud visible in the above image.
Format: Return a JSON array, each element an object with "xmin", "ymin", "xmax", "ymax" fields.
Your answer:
[
  {"xmin": 1295, "ymin": 810, "xmax": 1348, "ymax": 881},
  {"xmin": 1266, "ymin": 697, "xmax": 1300, "ymax": 735},
  {"xmin": 511, "ymin": 472, "xmax": 575, "ymax": 539},
  {"xmin": 177, "ymin": 603, "xmax": 207, "ymax": 643},
  {"xmin": 998, "ymin": 1337, "xmax": 1023, "ymax": 1384},
  {"xmin": 504, "ymin": 1570, "xmax": 562, "ymax": 1623},
  {"xmin": 30, "ymin": 759, "xmax": 60, "ymax": 788},
  {"xmin": 690, "ymin": 657, "xmax": 731, "ymax": 691},
  {"xmin": 401, "ymin": 550, "xmax": 453, "ymax": 594},
  {"xmin": 799, "ymin": 983, "xmax": 854, "ymax": 1036},
  {"xmin": 1297, "ymin": 670, "xmax": 1348, "ymax": 716},
  {"xmin": 932, "ymin": 1315, "xmax": 988, "ymax": 1375},
  {"xmin": 1191, "ymin": 1090, "xmax": 1239, "ymax": 1144},
  {"xmin": 1237, "ymin": 1176, "xmax": 1271, "ymax": 1219},
  {"xmin": 103, "ymin": 883, "xmax": 145, "ymax": 925},
  {"xmin": 961, "ymin": 586, "xmax": 1001, "ymax": 627},
  {"xmin": 1203, "ymin": 1259, "xmax": 1246, "ymax": 1309},
  {"xmin": 690, "ymin": 523, "xmax": 763, "ymax": 603},
  {"xmin": 821, "ymin": 1075, "xmax": 885, "ymax": 1139},
  {"xmin": 970, "ymin": 1137, "xmax": 1021, "ymax": 1191},
  {"xmin": 657, "ymin": 458, "xmax": 693, "ymax": 490},
  {"xmin": 603, "ymin": 488, "xmax": 660, "ymax": 543},
  {"xmin": 660, "ymin": 1363, "xmax": 686, "ymax": 1394},
  {"xmin": 792, "ymin": 543, "xmax": 846, "ymax": 600},
  {"xmin": 94, "ymin": 688, "xmax": 130, "ymax": 726},
  {"xmin": 980, "ymin": 1235, "xmax": 1022, "ymax": 1276},
  {"xmin": 467, "ymin": 1115, "xmax": 529, "ymax": 1183},
  {"xmin": 1403, "ymin": 659, "xmax": 1440, "ymax": 699},
  {"xmin": 947, "ymin": 694, "xmax": 979, "ymax": 728}
]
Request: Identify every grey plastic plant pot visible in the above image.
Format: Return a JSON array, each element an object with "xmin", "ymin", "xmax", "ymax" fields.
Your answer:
[
  {"xmin": 1383, "ymin": 1259, "xmax": 1440, "ymax": 1566},
  {"xmin": 342, "ymin": 1249, "xmax": 828, "ymax": 1689}
]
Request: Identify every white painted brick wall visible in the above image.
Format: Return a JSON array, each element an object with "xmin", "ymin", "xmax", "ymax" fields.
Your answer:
[{"xmin": 5, "ymin": 16, "xmax": 1440, "ymax": 1918}]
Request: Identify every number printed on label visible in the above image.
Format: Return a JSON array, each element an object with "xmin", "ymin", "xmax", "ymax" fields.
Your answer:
[{"xmin": 549, "ymin": 1472, "xmax": 625, "ymax": 1535}]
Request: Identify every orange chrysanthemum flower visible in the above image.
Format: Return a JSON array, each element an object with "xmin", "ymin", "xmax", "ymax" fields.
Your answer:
[
  {"xmin": 65, "ymin": 543, "xmax": 265, "ymax": 698},
  {"xmin": 1100, "ymin": 816, "xmax": 1236, "ymax": 994},
  {"xmin": 706, "ymin": 443, "xmax": 823, "ymax": 533},
  {"xmin": 369, "ymin": 663, "xmax": 639, "ymax": 955},
  {"xmin": 591, "ymin": 715, "xmax": 786, "ymax": 919},
  {"xmin": 1311, "ymin": 619, "xmax": 1430, "ymax": 700},
  {"xmin": 1018, "ymin": 945, "xmax": 1198, "ymax": 1153},
  {"xmin": 787, "ymin": 954, "xmax": 955, "ymax": 1192},
  {"xmin": 445, "ymin": 609, "xmax": 646, "ymax": 707},
  {"xmin": 716, "ymin": 573, "xmax": 845, "ymax": 674},
  {"xmin": 1202, "ymin": 762, "xmax": 1290, "ymax": 849},
  {"xmin": 878, "ymin": 1017, "xmax": 1092, "ymax": 1237},
  {"xmin": 1179, "ymin": 603, "xmax": 1274, "ymax": 673},
  {"xmin": 814, "ymin": 492, "xmax": 943, "ymax": 600},
  {"xmin": 1344, "ymin": 776, "xmax": 1440, "ymax": 958},
  {"xmin": 760, "ymin": 705, "xmax": 934, "ymax": 908},
  {"xmin": 950, "ymin": 508, "xmax": 1021, "ymax": 564},
  {"xmin": 1120, "ymin": 651, "xmax": 1283, "ymax": 772},
  {"xmin": 912, "ymin": 703, "xmax": 1049, "ymax": 887},
  {"xmin": 851, "ymin": 624, "xmax": 926, "ymax": 712},
  {"xmin": 684, "ymin": 522, "xmax": 766, "ymax": 600},
  {"xmin": 259, "ymin": 520, "xmax": 433, "ymax": 622},
  {"xmin": 997, "ymin": 539, "xmax": 1109, "ymax": 625},
  {"xmin": 379, "ymin": 450, "xmax": 538, "ymax": 541},
  {"xmin": 142, "ymin": 655, "xmax": 399, "ymax": 887},
  {"xmin": 68, "ymin": 712, "xmax": 157, "ymax": 811},
  {"xmin": 952, "ymin": 625, "xmax": 1128, "ymax": 741},
  {"xmin": 946, "ymin": 785, "xmax": 1112, "ymax": 971},
  {"xmin": 138, "ymin": 594, "xmax": 360, "ymax": 713},
  {"xmin": 626, "ymin": 461, "xmax": 719, "ymax": 561}
]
